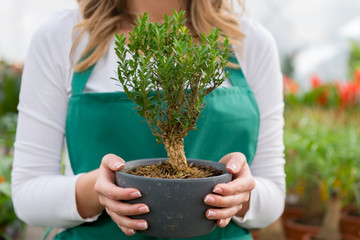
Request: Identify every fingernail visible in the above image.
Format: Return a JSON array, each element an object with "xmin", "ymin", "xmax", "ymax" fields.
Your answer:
[
  {"xmin": 204, "ymin": 195, "xmax": 215, "ymax": 204},
  {"xmin": 206, "ymin": 210, "xmax": 216, "ymax": 218},
  {"xmin": 128, "ymin": 229, "xmax": 136, "ymax": 235},
  {"xmin": 219, "ymin": 219, "xmax": 224, "ymax": 226},
  {"xmin": 138, "ymin": 206, "xmax": 150, "ymax": 213},
  {"xmin": 130, "ymin": 191, "xmax": 142, "ymax": 198},
  {"xmin": 228, "ymin": 163, "xmax": 238, "ymax": 172},
  {"xmin": 113, "ymin": 162, "xmax": 124, "ymax": 169},
  {"xmin": 213, "ymin": 187, "xmax": 223, "ymax": 194},
  {"xmin": 136, "ymin": 222, "xmax": 148, "ymax": 230}
]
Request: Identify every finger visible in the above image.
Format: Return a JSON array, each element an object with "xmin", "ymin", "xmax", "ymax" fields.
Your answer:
[
  {"xmin": 217, "ymin": 217, "xmax": 232, "ymax": 228},
  {"xmin": 102, "ymin": 154, "xmax": 126, "ymax": 171},
  {"xmin": 119, "ymin": 226, "xmax": 136, "ymax": 236},
  {"xmin": 212, "ymin": 165, "xmax": 255, "ymax": 196},
  {"xmin": 106, "ymin": 208, "xmax": 148, "ymax": 232},
  {"xmin": 96, "ymin": 154, "xmax": 125, "ymax": 192},
  {"xmin": 99, "ymin": 197, "xmax": 150, "ymax": 216},
  {"xmin": 204, "ymin": 192, "xmax": 249, "ymax": 208},
  {"xmin": 95, "ymin": 178, "xmax": 142, "ymax": 201},
  {"xmin": 219, "ymin": 152, "xmax": 247, "ymax": 174},
  {"xmin": 95, "ymin": 154, "xmax": 142, "ymax": 201},
  {"xmin": 213, "ymin": 177, "xmax": 255, "ymax": 197},
  {"xmin": 205, "ymin": 205, "xmax": 242, "ymax": 220}
]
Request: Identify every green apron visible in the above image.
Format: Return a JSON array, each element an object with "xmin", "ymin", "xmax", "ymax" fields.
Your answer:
[{"xmin": 55, "ymin": 55, "xmax": 260, "ymax": 240}]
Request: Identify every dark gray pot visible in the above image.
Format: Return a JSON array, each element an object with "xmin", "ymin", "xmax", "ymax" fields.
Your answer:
[{"xmin": 115, "ymin": 158, "xmax": 232, "ymax": 238}]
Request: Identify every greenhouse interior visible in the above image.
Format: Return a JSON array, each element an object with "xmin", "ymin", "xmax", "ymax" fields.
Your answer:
[{"xmin": 1, "ymin": 0, "xmax": 359, "ymax": 239}]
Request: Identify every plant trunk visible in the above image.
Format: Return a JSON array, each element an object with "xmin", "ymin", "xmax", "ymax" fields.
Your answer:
[
  {"xmin": 303, "ymin": 184, "xmax": 324, "ymax": 219},
  {"xmin": 316, "ymin": 192, "xmax": 342, "ymax": 240},
  {"xmin": 164, "ymin": 138, "xmax": 188, "ymax": 171}
]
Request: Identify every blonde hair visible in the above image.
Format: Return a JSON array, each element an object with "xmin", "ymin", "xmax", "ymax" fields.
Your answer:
[{"xmin": 72, "ymin": 0, "xmax": 244, "ymax": 72}]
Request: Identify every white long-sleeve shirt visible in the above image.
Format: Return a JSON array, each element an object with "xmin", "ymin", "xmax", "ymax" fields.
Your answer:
[{"xmin": 12, "ymin": 9, "xmax": 286, "ymax": 229}]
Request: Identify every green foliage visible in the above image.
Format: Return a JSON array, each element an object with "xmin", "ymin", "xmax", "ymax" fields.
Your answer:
[
  {"xmin": 0, "ymin": 61, "xmax": 22, "ymax": 117},
  {"xmin": 0, "ymin": 109, "xmax": 22, "ymax": 238},
  {"xmin": 284, "ymin": 106, "xmax": 360, "ymax": 210},
  {"xmin": 281, "ymin": 54, "xmax": 295, "ymax": 78},
  {"xmin": 0, "ymin": 154, "xmax": 25, "ymax": 239},
  {"xmin": 0, "ymin": 152, "xmax": 24, "ymax": 239},
  {"xmin": 114, "ymin": 10, "xmax": 229, "ymax": 143},
  {"xmin": 0, "ymin": 156, "xmax": 16, "ymax": 224},
  {"xmin": 0, "ymin": 113, "xmax": 18, "ymax": 153},
  {"xmin": 302, "ymin": 84, "xmax": 339, "ymax": 106},
  {"xmin": 348, "ymin": 40, "xmax": 360, "ymax": 78}
]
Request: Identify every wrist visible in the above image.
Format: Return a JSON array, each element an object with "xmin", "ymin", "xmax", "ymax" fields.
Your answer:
[
  {"xmin": 236, "ymin": 194, "xmax": 251, "ymax": 218},
  {"xmin": 75, "ymin": 169, "xmax": 104, "ymax": 218}
]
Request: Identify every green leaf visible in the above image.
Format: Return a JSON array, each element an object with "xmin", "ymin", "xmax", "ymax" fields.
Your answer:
[{"xmin": 0, "ymin": 183, "xmax": 11, "ymax": 197}]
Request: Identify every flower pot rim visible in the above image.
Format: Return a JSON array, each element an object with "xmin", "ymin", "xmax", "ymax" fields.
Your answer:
[
  {"xmin": 118, "ymin": 158, "xmax": 230, "ymax": 182},
  {"xmin": 303, "ymin": 232, "xmax": 360, "ymax": 240},
  {"xmin": 342, "ymin": 210, "xmax": 360, "ymax": 222}
]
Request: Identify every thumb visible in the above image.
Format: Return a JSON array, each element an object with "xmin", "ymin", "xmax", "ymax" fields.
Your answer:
[
  {"xmin": 101, "ymin": 154, "xmax": 126, "ymax": 172},
  {"xmin": 219, "ymin": 152, "xmax": 246, "ymax": 174}
]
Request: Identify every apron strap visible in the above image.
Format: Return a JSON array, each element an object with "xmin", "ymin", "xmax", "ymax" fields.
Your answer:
[
  {"xmin": 225, "ymin": 53, "xmax": 246, "ymax": 88},
  {"xmin": 71, "ymin": 49, "xmax": 97, "ymax": 95},
  {"xmin": 72, "ymin": 63, "xmax": 96, "ymax": 95}
]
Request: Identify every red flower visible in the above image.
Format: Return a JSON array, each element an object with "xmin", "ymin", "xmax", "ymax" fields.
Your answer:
[
  {"xmin": 317, "ymin": 91, "xmax": 329, "ymax": 106},
  {"xmin": 337, "ymin": 80, "xmax": 360, "ymax": 108},
  {"xmin": 311, "ymin": 75, "xmax": 321, "ymax": 89},
  {"xmin": 283, "ymin": 75, "xmax": 299, "ymax": 94}
]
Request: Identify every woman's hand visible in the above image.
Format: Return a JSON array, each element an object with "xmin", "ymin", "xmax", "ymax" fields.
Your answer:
[
  {"xmin": 94, "ymin": 154, "xmax": 150, "ymax": 236},
  {"xmin": 204, "ymin": 152, "xmax": 255, "ymax": 228}
]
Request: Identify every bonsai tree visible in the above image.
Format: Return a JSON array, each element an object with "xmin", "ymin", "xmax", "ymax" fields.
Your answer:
[{"xmin": 114, "ymin": 10, "xmax": 229, "ymax": 172}]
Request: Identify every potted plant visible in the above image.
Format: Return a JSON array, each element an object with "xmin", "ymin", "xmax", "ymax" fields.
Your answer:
[
  {"xmin": 340, "ymin": 188, "xmax": 360, "ymax": 238},
  {"xmin": 283, "ymin": 105, "xmax": 360, "ymax": 240},
  {"xmin": 282, "ymin": 106, "xmax": 325, "ymax": 240},
  {"xmin": 114, "ymin": 10, "xmax": 232, "ymax": 238}
]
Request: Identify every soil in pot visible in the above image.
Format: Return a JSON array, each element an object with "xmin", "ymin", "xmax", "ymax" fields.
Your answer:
[
  {"xmin": 340, "ymin": 205, "xmax": 360, "ymax": 238},
  {"xmin": 116, "ymin": 158, "xmax": 232, "ymax": 238},
  {"xmin": 124, "ymin": 161, "xmax": 224, "ymax": 179}
]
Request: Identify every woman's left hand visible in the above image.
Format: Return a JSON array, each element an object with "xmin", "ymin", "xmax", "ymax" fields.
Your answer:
[{"xmin": 204, "ymin": 152, "xmax": 255, "ymax": 228}]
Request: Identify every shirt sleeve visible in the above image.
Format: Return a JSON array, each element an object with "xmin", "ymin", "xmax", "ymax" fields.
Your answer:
[
  {"xmin": 232, "ymin": 18, "xmax": 286, "ymax": 228},
  {"xmin": 11, "ymin": 10, "xmax": 97, "ymax": 228}
]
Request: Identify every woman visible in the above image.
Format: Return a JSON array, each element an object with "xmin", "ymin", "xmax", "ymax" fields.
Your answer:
[{"xmin": 12, "ymin": 0, "xmax": 286, "ymax": 239}]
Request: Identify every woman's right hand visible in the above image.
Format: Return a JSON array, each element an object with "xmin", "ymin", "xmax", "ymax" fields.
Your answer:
[{"xmin": 94, "ymin": 154, "xmax": 150, "ymax": 236}]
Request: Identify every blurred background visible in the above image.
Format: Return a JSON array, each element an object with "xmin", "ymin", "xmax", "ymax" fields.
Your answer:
[{"xmin": 1, "ymin": 0, "xmax": 359, "ymax": 239}]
